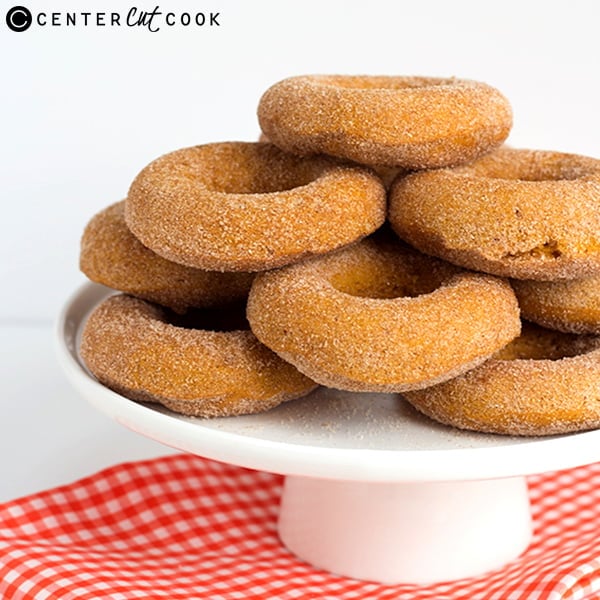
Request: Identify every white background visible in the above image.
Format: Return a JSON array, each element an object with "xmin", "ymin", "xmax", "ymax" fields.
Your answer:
[
  {"xmin": 2, "ymin": 0, "xmax": 600, "ymax": 322},
  {"xmin": 1, "ymin": 0, "xmax": 600, "ymax": 499}
]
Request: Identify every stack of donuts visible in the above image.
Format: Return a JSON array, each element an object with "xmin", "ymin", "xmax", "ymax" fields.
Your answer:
[{"xmin": 80, "ymin": 75, "xmax": 600, "ymax": 437}]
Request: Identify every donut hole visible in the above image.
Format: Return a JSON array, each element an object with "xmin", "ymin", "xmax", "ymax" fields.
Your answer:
[
  {"xmin": 163, "ymin": 302, "xmax": 249, "ymax": 332},
  {"xmin": 328, "ymin": 251, "xmax": 450, "ymax": 299},
  {"xmin": 181, "ymin": 143, "xmax": 324, "ymax": 194},
  {"xmin": 493, "ymin": 322, "xmax": 600, "ymax": 361},
  {"xmin": 313, "ymin": 75, "xmax": 456, "ymax": 91},
  {"xmin": 460, "ymin": 150, "xmax": 594, "ymax": 182}
]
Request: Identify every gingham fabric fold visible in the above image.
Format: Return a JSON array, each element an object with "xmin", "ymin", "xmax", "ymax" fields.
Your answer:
[{"xmin": 0, "ymin": 455, "xmax": 599, "ymax": 599}]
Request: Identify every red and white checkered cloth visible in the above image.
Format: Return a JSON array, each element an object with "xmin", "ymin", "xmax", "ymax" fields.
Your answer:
[{"xmin": 0, "ymin": 454, "xmax": 599, "ymax": 599}]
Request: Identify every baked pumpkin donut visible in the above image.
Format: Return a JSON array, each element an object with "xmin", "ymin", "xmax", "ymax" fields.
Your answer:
[
  {"xmin": 512, "ymin": 277, "xmax": 600, "ymax": 334},
  {"xmin": 80, "ymin": 201, "xmax": 254, "ymax": 313},
  {"xmin": 404, "ymin": 322, "xmax": 600, "ymax": 436},
  {"xmin": 126, "ymin": 142, "xmax": 386, "ymax": 271},
  {"xmin": 259, "ymin": 131, "xmax": 404, "ymax": 188},
  {"xmin": 389, "ymin": 147, "xmax": 600, "ymax": 280},
  {"xmin": 258, "ymin": 75, "xmax": 512, "ymax": 169},
  {"xmin": 247, "ymin": 237, "xmax": 521, "ymax": 392},
  {"xmin": 80, "ymin": 294, "xmax": 318, "ymax": 417}
]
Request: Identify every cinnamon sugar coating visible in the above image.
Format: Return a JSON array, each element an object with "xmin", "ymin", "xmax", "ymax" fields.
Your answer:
[
  {"xmin": 80, "ymin": 294, "xmax": 318, "ymax": 418},
  {"xmin": 513, "ymin": 277, "xmax": 600, "ymax": 334},
  {"xmin": 389, "ymin": 147, "xmax": 600, "ymax": 280},
  {"xmin": 259, "ymin": 132, "xmax": 405, "ymax": 189},
  {"xmin": 258, "ymin": 75, "xmax": 512, "ymax": 169},
  {"xmin": 80, "ymin": 201, "xmax": 254, "ymax": 313},
  {"xmin": 125, "ymin": 142, "xmax": 386, "ymax": 272},
  {"xmin": 247, "ymin": 237, "xmax": 520, "ymax": 392},
  {"xmin": 404, "ymin": 322, "xmax": 600, "ymax": 436}
]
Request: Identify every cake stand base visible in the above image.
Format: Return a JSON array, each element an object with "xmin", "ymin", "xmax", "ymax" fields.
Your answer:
[{"xmin": 278, "ymin": 475, "xmax": 532, "ymax": 584}]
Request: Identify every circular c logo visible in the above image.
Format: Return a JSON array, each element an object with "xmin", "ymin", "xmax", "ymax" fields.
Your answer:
[{"xmin": 6, "ymin": 6, "xmax": 32, "ymax": 32}]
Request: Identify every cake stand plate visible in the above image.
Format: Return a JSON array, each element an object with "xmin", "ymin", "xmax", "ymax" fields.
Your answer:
[{"xmin": 56, "ymin": 283, "xmax": 600, "ymax": 584}]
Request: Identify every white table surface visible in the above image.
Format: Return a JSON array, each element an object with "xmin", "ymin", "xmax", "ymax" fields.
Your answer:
[{"xmin": 0, "ymin": 323, "xmax": 177, "ymax": 503}]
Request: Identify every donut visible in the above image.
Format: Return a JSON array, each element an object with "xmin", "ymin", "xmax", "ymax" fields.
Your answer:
[
  {"xmin": 512, "ymin": 277, "xmax": 600, "ymax": 334},
  {"xmin": 247, "ymin": 236, "xmax": 521, "ymax": 392},
  {"xmin": 389, "ymin": 147, "xmax": 600, "ymax": 280},
  {"xmin": 258, "ymin": 132, "xmax": 404, "ymax": 189},
  {"xmin": 404, "ymin": 322, "xmax": 600, "ymax": 436},
  {"xmin": 257, "ymin": 75, "xmax": 512, "ymax": 169},
  {"xmin": 125, "ymin": 142, "xmax": 386, "ymax": 272},
  {"xmin": 80, "ymin": 294, "xmax": 318, "ymax": 418},
  {"xmin": 80, "ymin": 201, "xmax": 254, "ymax": 313}
]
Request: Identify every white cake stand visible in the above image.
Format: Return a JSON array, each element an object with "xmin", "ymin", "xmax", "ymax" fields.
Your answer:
[{"xmin": 56, "ymin": 283, "xmax": 600, "ymax": 585}]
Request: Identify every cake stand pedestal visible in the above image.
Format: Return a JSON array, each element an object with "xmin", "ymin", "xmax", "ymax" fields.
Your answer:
[{"xmin": 279, "ymin": 475, "xmax": 531, "ymax": 583}]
